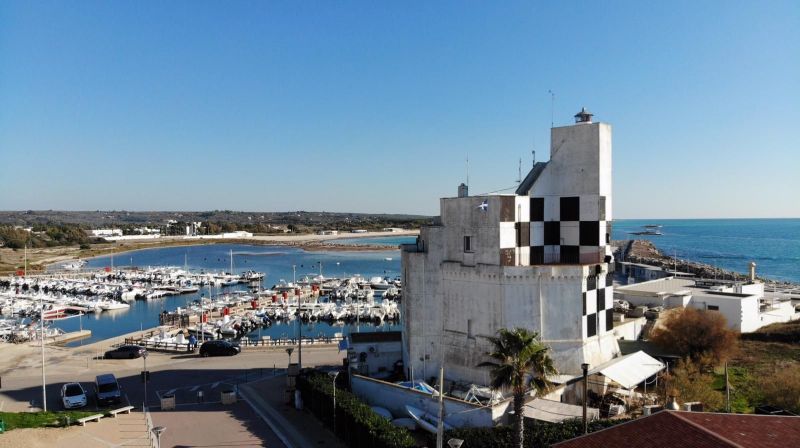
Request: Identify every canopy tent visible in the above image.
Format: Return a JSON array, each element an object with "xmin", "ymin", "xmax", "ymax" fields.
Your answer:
[{"xmin": 588, "ymin": 350, "xmax": 665, "ymax": 389}]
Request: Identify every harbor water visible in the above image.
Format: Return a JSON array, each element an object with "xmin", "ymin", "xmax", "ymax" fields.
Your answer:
[{"xmin": 53, "ymin": 243, "xmax": 408, "ymax": 346}]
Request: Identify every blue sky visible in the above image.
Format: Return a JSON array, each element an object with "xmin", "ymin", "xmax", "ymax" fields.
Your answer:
[{"xmin": 1, "ymin": 1, "xmax": 797, "ymax": 218}]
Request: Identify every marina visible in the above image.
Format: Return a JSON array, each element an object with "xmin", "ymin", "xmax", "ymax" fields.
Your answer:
[{"xmin": 1, "ymin": 242, "xmax": 406, "ymax": 346}]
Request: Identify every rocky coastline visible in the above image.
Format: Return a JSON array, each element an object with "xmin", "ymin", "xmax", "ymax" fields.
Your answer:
[{"xmin": 615, "ymin": 239, "xmax": 799, "ymax": 289}]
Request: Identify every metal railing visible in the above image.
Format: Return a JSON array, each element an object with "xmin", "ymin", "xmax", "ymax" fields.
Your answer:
[{"xmin": 144, "ymin": 406, "xmax": 159, "ymax": 448}]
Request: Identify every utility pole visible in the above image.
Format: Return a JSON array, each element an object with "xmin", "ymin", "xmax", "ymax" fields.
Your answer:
[
  {"xmin": 40, "ymin": 293, "xmax": 47, "ymax": 411},
  {"xmin": 436, "ymin": 365, "xmax": 445, "ymax": 448},
  {"xmin": 725, "ymin": 362, "xmax": 730, "ymax": 412},
  {"xmin": 581, "ymin": 363, "xmax": 589, "ymax": 434}
]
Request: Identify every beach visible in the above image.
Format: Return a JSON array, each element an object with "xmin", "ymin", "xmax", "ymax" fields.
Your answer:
[{"xmin": 0, "ymin": 229, "xmax": 419, "ymax": 273}]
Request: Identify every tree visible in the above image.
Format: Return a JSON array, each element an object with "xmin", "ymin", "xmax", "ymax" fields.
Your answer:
[
  {"xmin": 478, "ymin": 328, "xmax": 557, "ymax": 448},
  {"xmin": 658, "ymin": 358, "xmax": 724, "ymax": 410},
  {"xmin": 650, "ymin": 308, "xmax": 738, "ymax": 366}
]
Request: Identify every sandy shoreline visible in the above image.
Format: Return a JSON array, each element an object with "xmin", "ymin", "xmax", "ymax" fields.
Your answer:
[{"xmin": 0, "ymin": 230, "xmax": 418, "ymax": 273}]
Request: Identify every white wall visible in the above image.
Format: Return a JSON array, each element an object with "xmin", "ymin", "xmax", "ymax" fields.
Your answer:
[{"xmin": 350, "ymin": 374, "xmax": 508, "ymax": 428}]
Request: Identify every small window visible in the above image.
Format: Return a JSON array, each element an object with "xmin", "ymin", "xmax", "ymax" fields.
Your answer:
[
  {"xmin": 464, "ymin": 236, "xmax": 472, "ymax": 252},
  {"xmin": 708, "ymin": 305, "xmax": 719, "ymax": 311},
  {"xmin": 467, "ymin": 319, "xmax": 475, "ymax": 339}
]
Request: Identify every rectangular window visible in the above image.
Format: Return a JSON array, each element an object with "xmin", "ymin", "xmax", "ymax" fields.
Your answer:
[
  {"xmin": 544, "ymin": 222, "xmax": 560, "ymax": 245},
  {"xmin": 464, "ymin": 236, "xmax": 472, "ymax": 253},
  {"xmin": 580, "ymin": 221, "xmax": 600, "ymax": 246},
  {"xmin": 467, "ymin": 319, "xmax": 475, "ymax": 339},
  {"xmin": 606, "ymin": 309, "xmax": 614, "ymax": 332},
  {"xmin": 587, "ymin": 313, "xmax": 597, "ymax": 337},
  {"xmin": 531, "ymin": 246, "xmax": 544, "ymax": 265},
  {"xmin": 531, "ymin": 197, "xmax": 544, "ymax": 221},
  {"xmin": 560, "ymin": 196, "xmax": 580, "ymax": 221},
  {"xmin": 708, "ymin": 305, "xmax": 719, "ymax": 311},
  {"xmin": 597, "ymin": 288, "xmax": 605, "ymax": 312}
]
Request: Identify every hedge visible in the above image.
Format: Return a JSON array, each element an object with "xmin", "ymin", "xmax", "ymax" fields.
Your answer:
[
  {"xmin": 427, "ymin": 417, "xmax": 631, "ymax": 448},
  {"xmin": 297, "ymin": 371, "xmax": 415, "ymax": 448}
]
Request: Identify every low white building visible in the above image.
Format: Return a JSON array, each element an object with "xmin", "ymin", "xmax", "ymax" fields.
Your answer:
[
  {"xmin": 317, "ymin": 230, "xmax": 339, "ymax": 235},
  {"xmin": 221, "ymin": 231, "xmax": 253, "ymax": 239},
  {"xmin": 89, "ymin": 229, "xmax": 122, "ymax": 237},
  {"xmin": 615, "ymin": 276, "xmax": 799, "ymax": 332}
]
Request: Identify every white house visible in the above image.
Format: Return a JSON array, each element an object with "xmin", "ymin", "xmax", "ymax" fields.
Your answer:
[
  {"xmin": 615, "ymin": 275, "xmax": 799, "ymax": 333},
  {"xmin": 89, "ymin": 229, "xmax": 122, "ymax": 237},
  {"xmin": 402, "ymin": 108, "xmax": 622, "ymax": 386}
]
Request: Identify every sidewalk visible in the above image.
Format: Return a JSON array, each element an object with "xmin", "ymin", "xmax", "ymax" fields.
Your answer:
[{"xmin": 239, "ymin": 375, "xmax": 347, "ymax": 448}]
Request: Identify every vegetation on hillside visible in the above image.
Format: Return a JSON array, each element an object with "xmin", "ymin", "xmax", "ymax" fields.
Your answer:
[
  {"xmin": 0, "ymin": 224, "xmax": 98, "ymax": 249},
  {"xmin": 650, "ymin": 307, "xmax": 739, "ymax": 366}
]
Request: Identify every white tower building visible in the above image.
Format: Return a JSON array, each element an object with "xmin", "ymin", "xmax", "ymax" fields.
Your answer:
[{"xmin": 401, "ymin": 108, "xmax": 618, "ymax": 386}]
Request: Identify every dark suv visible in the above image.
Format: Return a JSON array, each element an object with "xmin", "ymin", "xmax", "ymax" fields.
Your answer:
[
  {"xmin": 95, "ymin": 374, "xmax": 122, "ymax": 406},
  {"xmin": 199, "ymin": 340, "xmax": 241, "ymax": 357},
  {"xmin": 105, "ymin": 345, "xmax": 147, "ymax": 359}
]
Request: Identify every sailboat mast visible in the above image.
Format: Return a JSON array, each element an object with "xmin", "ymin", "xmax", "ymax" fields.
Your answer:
[{"xmin": 230, "ymin": 249, "xmax": 233, "ymax": 274}]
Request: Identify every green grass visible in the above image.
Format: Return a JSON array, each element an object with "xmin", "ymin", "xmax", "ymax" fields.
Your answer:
[{"xmin": 0, "ymin": 410, "xmax": 100, "ymax": 431}]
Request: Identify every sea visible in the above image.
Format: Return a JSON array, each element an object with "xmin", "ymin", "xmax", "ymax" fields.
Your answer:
[
  {"xmin": 51, "ymin": 219, "xmax": 798, "ymax": 344},
  {"xmin": 612, "ymin": 219, "xmax": 800, "ymax": 284}
]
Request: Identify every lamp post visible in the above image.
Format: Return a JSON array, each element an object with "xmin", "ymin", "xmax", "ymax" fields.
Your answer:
[
  {"xmin": 328, "ymin": 371, "xmax": 340, "ymax": 435},
  {"xmin": 143, "ymin": 351, "xmax": 149, "ymax": 410},
  {"xmin": 447, "ymin": 439, "xmax": 465, "ymax": 448},
  {"xmin": 581, "ymin": 363, "xmax": 589, "ymax": 435},
  {"xmin": 40, "ymin": 293, "xmax": 47, "ymax": 412},
  {"xmin": 152, "ymin": 426, "xmax": 166, "ymax": 447}
]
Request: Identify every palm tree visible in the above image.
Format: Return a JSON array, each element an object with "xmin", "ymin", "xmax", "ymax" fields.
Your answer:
[{"xmin": 478, "ymin": 328, "xmax": 557, "ymax": 448}]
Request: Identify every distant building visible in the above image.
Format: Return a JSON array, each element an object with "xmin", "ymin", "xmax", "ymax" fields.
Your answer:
[
  {"xmin": 351, "ymin": 229, "xmax": 368, "ymax": 234},
  {"xmin": 221, "ymin": 231, "xmax": 253, "ymax": 239},
  {"xmin": 317, "ymin": 230, "xmax": 339, "ymax": 235},
  {"xmin": 402, "ymin": 108, "xmax": 621, "ymax": 386},
  {"xmin": 382, "ymin": 228, "xmax": 404, "ymax": 232},
  {"xmin": 89, "ymin": 229, "xmax": 123, "ymax": 237},
  {"xmin": 615, "ymin": 275, "xmax": 799, "ymax": 332}
]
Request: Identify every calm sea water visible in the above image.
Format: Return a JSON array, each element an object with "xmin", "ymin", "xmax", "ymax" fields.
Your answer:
[
  {"xmin": 56, "ymin": 244, "xmax": 403, "ymax": 345},
  {"xmin": 612, "ymin": 219, "xmax": 800, "ymax": 283},
  {"xmin": 335, "ymin": 236, "xmax": 417, "ymax": 246}
]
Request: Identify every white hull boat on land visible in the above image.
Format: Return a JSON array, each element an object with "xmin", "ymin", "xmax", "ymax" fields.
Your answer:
[{"xmin": 405, "ymin": 405, "xmax": 454, "ymax": 434}]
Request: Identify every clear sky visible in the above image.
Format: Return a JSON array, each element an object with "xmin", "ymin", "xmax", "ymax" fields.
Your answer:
[{"xmin": 1, "ymin": 1, "xmax": 797, "ymax": 218}]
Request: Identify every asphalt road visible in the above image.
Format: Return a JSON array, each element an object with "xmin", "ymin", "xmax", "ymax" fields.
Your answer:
[{"xmin": 0, "ymin": 344, "xmax": 345, "ymax": 413}]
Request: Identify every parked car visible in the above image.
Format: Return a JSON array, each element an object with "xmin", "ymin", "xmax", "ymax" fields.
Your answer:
[
  {"xmin": 104, "ymin": 344, "xmax": 147, "ymax": 359},
  {"xmin": 95, "ymin": 374, "xmax": 122, "ymax": 406},
  {"xmin": 61, "ymin": 382, "xmax": 87, "ymax": 409},
  {"xmin": 199, "ymin": 340, "xmax": 240, "ymax": 357}
]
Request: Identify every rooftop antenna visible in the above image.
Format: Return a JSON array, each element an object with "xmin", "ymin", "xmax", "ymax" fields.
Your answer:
[
  {"xmin": 548, "ymin": 90, "xmax": 555, "ymax": 128},
  {"xmin": 532, "ymin": 148, "xmax": 536, "ymax": 167},
  {"xmin": 466, "ymin": 155, "xmax": 469, "ymax": 188},
  {"xmin": 518, "ymin": 158, "xmax": 522, "ymax": 184}
]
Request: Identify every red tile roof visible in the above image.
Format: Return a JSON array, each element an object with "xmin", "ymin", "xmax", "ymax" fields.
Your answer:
[{"xmin": 552, "ymin": 411, "xmax": 800, "ymax": 448}]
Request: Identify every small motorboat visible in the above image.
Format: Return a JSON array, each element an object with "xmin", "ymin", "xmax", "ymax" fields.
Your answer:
[{"xmin": 405, "ymin": 405, "xmax": 454, "ymax": 434}]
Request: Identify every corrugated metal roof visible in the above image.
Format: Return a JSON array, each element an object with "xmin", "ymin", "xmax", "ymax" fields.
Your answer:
[{"xmin": 588, "ymin": 350, "xmax": 665, "ymax": 389}]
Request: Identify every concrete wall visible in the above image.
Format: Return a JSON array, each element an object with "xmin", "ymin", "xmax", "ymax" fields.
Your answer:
[
  {"xmin": 688, "ymin": 294, "xmax": 759, "ymax": 332},
  {"xmin": 350, "ymin": 340, "xmax": 403, "ymax": 377},
  {"xmin": 350, "ymin": 374, "xmax": 509, "ymax": 428}
]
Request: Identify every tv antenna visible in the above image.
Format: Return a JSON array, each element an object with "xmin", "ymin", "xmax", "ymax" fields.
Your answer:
[{"xmin": 548, "ymin": 89, "xmax": 555, "ymax": 128}]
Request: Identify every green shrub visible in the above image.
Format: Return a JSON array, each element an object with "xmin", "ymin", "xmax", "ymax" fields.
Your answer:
[
  {"xmin": 297, "ymin": 371, "xmax": 415, "ymax": 448},
  {"xmin": 0, "ymin": 411, "xmax": 98, "ymax": 431},
  {"xmin": 428, "ymin": 417, "xmax": 631, "ymax": 448}
]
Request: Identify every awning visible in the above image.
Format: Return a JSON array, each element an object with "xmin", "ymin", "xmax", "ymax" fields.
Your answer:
[
  {"xmin": 521, "ymin": 398, "xmax": 600, "ymax": 423},
  {"xmin": 588, "ymin": 350, "xmax": 665, "ymax": 389}
]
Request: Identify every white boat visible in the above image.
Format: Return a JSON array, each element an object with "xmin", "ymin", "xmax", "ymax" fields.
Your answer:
[
  {"xmin": 405, "ymin": 405, "xmax": 454, "ymax": 434},
  {"xmin": 100, "ymin": 302, "xmax": 130, "ymax": 311}
]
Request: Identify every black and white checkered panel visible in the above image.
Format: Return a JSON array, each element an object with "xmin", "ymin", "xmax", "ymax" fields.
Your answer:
[
  {"xmin": 529, "ymin": 195, "xmax": 610, "ymax": 265},
  {"xmin": 499, "ymin": 196, "xmax": 530, "ymax": 266},
  {"xmin": 582, "ymin": 272, "xmax": 614, "ymax": 338}
]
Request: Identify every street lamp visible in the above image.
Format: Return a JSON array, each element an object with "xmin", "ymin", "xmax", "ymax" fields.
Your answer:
[
  {"xmin": 143, "ymin": 351, "xmax": 149, "ymax": 410},
  {"xmin": 285, "ymin": 347, "xmax": 294, "ymax": 366},
  {"xmin": 152, "ymin": 426, "xmax": 166, "ymax": 447},
  {"xmin": 447, "ymin": 439, "xmax": 465, "ymax": 448},
  {"xmin": 328, "ymin": 371, "xmax": 340, "ymax": 435}
]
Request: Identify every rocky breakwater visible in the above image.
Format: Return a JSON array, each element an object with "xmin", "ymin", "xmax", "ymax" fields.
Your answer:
[{"xmin": 616, "ymin": 239, "xmax": 798, "ymax": 289}]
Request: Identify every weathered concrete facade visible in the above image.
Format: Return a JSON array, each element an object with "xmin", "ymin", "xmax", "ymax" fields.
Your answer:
[{"xmin": 402, "ymin": 111, "xmax": 619, "ymax": 386}]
